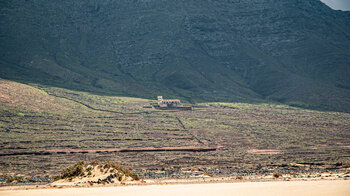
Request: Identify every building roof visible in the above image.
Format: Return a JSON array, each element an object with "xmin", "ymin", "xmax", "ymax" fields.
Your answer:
[{"xmin": 162, "ymin": 99, "xmax": 181, "ymax": 103}]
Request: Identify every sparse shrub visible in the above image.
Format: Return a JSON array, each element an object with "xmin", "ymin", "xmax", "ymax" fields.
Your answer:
[
  {"xmin": 129, "ymin": 172, "xmax": 140, "ymax": 180},
  {"xmin": 25, "ymin": 176, "xmax": 36, "ymax": 182},
  {"xmin": 273, "ymin": 173, "xmax": 283, "ymax": 178},
  {"xmin": 91, "ymin": 160, "xmax": 100, "ymax": 166},
  {"xmin": 120, "ymin": 167, "xmax": 131, "ymax": 176},
  {"xmin": 54, "ymin": 161, "xmax": 85, "ymax": 181},
  {"xmin": 6, "ymin": 176, "xmax": 24, "ymax": 183},
  {"xmin": 54, "ymin": 175, "xmax": 62, "ymax": 181},
  {"xmin": 204, "ymin": 173, "xmax": 213, "ymax": 177},
  {"xmin": 104, "ymin": 160, "xmax": 113, "ymax": 169},
  {"xmin": 16, "ymin": 176, "xmax": 23, "ymax": 182},
  {"xmin": 103, "ymin": 160, "xmax": 121, "ymax": 170},
  {"xmin": 236, "ymin": 176, "xmax": 243, "ymax": 180},
  {"xmin": 6, "ymin": 176, "xmax": 15, "ymax": 183}
]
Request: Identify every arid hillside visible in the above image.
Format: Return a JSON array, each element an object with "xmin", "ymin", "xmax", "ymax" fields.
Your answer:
[
  {"xmin": 1, "ymin": 0, "xmax": 350, "ymax": 111},
  {"xmin": 1, "ymin": 79, "xmax": 349, "ymax": 184}
]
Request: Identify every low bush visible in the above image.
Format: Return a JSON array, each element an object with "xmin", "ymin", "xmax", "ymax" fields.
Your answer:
[
  {"xmin": 54, "ymin": 161, "xmax": 85, "ymax": 181},
  {"xmin": 129, "ymin": 172, "xmax": 140, "ymax": 180},
  {"xmin": 273, "ymin": 173, "xmax": 283, "ymax": 178},
  {"xmin": 6, "ymin": 176, "xmax": 15, "ymax": 183},
  {"xmin": 236, "ymin": 176, "xmax": 243, "ymax": 180},
  {"xmin": 204, "ymin": 173, "xmax": 213, "ymax": 177},
  {"xmin": 6, "ymin": 176, "xmax": 24, "ymax": 183}
]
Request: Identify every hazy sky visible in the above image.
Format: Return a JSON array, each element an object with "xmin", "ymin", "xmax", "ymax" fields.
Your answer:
[{"xmin": 320, "ymin": 0, "xmax": 350, "ymax": 11}]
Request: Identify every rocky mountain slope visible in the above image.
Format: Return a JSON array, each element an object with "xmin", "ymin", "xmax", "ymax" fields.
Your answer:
[{"xmin": 1, "ymin": 0, "xmax": 350, "ymax": 111}]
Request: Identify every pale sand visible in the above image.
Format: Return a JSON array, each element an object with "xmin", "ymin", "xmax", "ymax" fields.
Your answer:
[{"xmin": 1, "ymin": 180, "xmax": 349, "ymax": 196}]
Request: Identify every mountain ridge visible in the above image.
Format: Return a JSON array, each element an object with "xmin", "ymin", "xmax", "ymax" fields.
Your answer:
[{"xmin": 1, "ymin": 0, "xmax": 350, "ymax": 111}]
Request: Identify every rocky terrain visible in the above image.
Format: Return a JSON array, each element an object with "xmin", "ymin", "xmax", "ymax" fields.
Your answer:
[{"xmin": 1, "ymin": 79, "xmax": 349, "ymax": 186}]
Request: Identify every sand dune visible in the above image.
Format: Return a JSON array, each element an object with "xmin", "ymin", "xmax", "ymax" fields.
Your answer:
[{"xmin": 1, "ymin": 180, "xmax": 349, "ymax": 196}]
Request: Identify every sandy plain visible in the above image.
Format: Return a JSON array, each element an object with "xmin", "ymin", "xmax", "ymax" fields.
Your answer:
[{"xmin": 1, "ymin": 180, "xmax": 349, "ymax": 196}]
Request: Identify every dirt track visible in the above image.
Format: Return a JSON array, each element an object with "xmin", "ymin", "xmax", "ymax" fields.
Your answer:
[{"xmin": 1, "ymin": 180, "xmax": 349, "ymax": 196}]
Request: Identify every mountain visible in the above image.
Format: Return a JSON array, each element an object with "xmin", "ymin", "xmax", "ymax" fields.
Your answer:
[{"xmin": 1, "ymin": 0, "xmax": 350, "ymax": 111}]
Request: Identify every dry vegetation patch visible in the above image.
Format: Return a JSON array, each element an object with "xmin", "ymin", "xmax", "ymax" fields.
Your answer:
[{"xmin": 52, "ymin": 160, "xmax": 140, "ymax": 186}]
